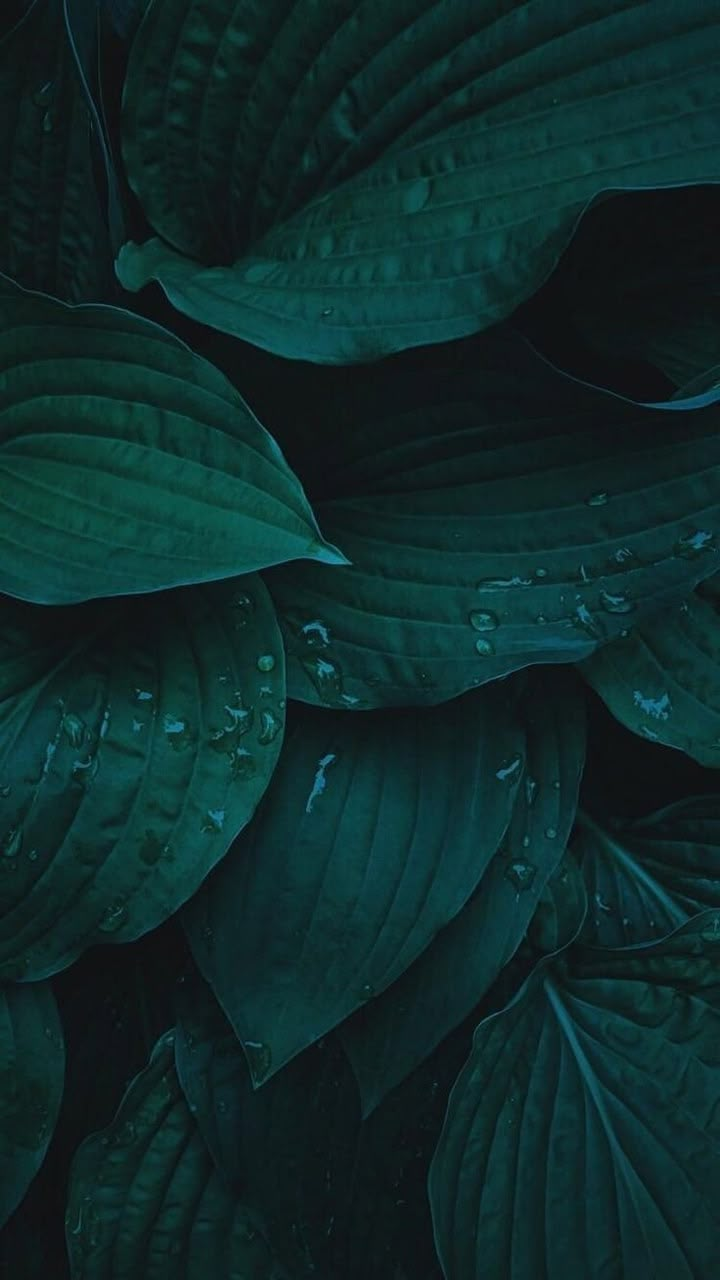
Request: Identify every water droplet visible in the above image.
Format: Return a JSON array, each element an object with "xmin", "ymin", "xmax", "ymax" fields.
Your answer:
[
  {"xmin": 28, "ymin": 849, "xmax": 38, "ymax": 862},
  {"xmin": 401, "ymin": 176, "xmax": 432, "ymax": 214},
  {"xmin": 163, "ymin": 714, "xmax": 194, "ymax": 751},
  {"xmin": 201, "ymin": 809, "xmax": 226, "ymax": 834},
  {"xmin": 475, "ymin": 636, "xmax": 495, "ymax": 656},
  {"xmin": 0, "ymin": 786, "xmax": 10, "ymax": 798},
  {"xmin": 244, "ymin": 262, "xmax": 275, "ymax": 285},
  {"xmin": 42, "ymin": 111, "xmax": 55, "ymax": 133},
  {"xmin": 674, "ymin": 529, "xmax": 715, "ymax": 559},
  {"xmin": 243, "ymin": 1040, "xmax": 272, "ymax": 1083},
  {"xmin": 599, "ymin": 589, "xmax": 635, "ymax": 615},
  {"xmin": 544, "ymin": 827, "xmax": 557, "ymax": 840},
  {"xmin": 230, "ymin": 749, "xmax": 256, "ymax": 779},
  {"xmin": 505, "ymin": 861, "xmax": 536, "ymax": 892},
  {"xmin": 33, "ymin": 81, "xmax": 54, "ymax": 107},
  {"xmin": 611, "ymin": 547, "xmax": 635, "ymax": 564},
  {"xmin": 300, "ymin": 619, "xmax": 330, "ymax": 648},
  {"xmin": 229, "ymin": 591, "xmax": 254, "ymax": 628},
  {"xmin": 535, "ymin": 614, "xmax": 547, "ymax": 624},
  {"xmin": 469, "ymin": 609, "xmax": 499, "ymax": 633},
  {"xmin": 521, "ymin": 834, "xmax": 530, "ymax": 848},
  {"xmin": 321, "ymin": 307, "xmax": 334, "ymax": 317},
  {"xmin": 131, "ymin": 718, "xmax": 144, "ymax": 733},
  {"xmin": 302, "ymin": 655, "xmax": 344, "ymax": 702},
  {"xmin": 306, "ymin": 753, "xmax": 336, "ymax": 813},
  {"xmin": 594, "ymin": 892, "xmax": 613, "ymax": 914},
  {"xmin": 699, "ymin": 912, "xmax": 720, "ymax": 944},
  {"xmin": 2, "ymin": 828, "xmax": 22, "ymax": 859},
  {"xmin": 258, "ymin": 708, "xmax": 282, "ymax": 745},
  {"xmin": 98, "ymin": 899, "xmax": 127, "ymax": 933},
  {"xmin": 572, "ymin": 603, "xmax": 602, "ymax": 638},
  {"xmin": 525, "ymin": 776, "xmax": 538, "ymax": 806},
  {"xmin": 256, "ymin": 654, "xmax": 275, "ymax": 673},
  {"xmin": 99, "ymin": 709, "xmax": 110, "ymax": 740},
  {"xmin": 495, "ymin": 752, "xmax": 523, "ymax": 782},
  {"xmin": 534, "ymin": 568, "xmax": 548, "ymax": 578},
  {"xmin": 360, "ymin": 983, "xmax": 375, "ymax": 1000},
  {"xmin": 62, "ymin": 713, "xmax": 86, "ymax": 748},
  {"xmin": 586, "ymin": 492, "xmax": 608, "ymax": 506},
  {"xmin": 133, "ymin": 689, "xmax": 153, "ymax": 703},
  {"xmin": 138, "ymin": 830, "xmax": 166, "ymax": 866},
  {"xmin": 477, "ymin": 576, "xmax": 532, "ymax": 590},
  {"xmin": 632, "ymin": 689, "xmax": 671, "ymax": 721},
  {"xmin": 71, "ymin": 755, "xmax": 99, "ymax": 786}
]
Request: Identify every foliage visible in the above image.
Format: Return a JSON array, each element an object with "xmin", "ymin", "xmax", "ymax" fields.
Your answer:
[{"xmin": 1, "ymin": 2, "xmax": 720, "ymax": 1277}]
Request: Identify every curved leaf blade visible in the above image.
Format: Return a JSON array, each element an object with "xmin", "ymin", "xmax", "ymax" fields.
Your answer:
[
  {"xmin": 65, "ymin": 1030, "xmax": 283, "ymax": 1278},
  {"xmin": 183, "ymin": 681, "xmax": 525, "ymax": 1084},
  {"xmin": 579, "ymin": 586, "xmax": 720, "ymax": 766},
  {"xmin": 0, "ymin": 291, "xmax": 345, "ymax": 606},
  {"xmin": 0, "ymin": 981, "xmax": 64, "ymax": 1229},
  {"xmin": 0, "ymin": 576, "xmax": 285, "ymax": 980},
  {"xmin": 339, "ymin": 666, "xmax": 586, "ymax": 1114},
  {"xmin": 429, "ymin": 918, "xmax": 720, "ymax": 1280}
]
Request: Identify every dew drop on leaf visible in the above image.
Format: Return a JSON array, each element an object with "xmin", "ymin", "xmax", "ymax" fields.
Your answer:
[
  {"xmin": 62, "ymin": 713, "xmax": 86, "ymax": 748},
  {"xmin": 586, "ymin": 492, "xmax": 609, "ymax": 506},
  {"xmin": 98, "ymin": 899, "xmax": 127, "ymax": 933},
  {"xmin": 256, "ymin": 654, "xmax": 275, "ymax": 673},
  {"xmin": 2, "ymin": 827, "xmax": 22, "ymax": 859},
  {"xmin": 474, "ymin": 636, "xmax": 495, "ymax": 656},
  {"xmin": 258, "ymin": 709, "xmax": 282, "ymax": 745},
  {"xmin": 505, "ymin": 862, "xmax": 537, "ymax": 892},
  {"xmin": 469, "ymin": 609, "xmax": 499, "ymax": 632},
  {"xmin": 599, "ymin": 589, "xmax": 635, "ymax": 615},
  {"xmin": 244, "ymin": 1040, "xmax": 272, "ymax": 1083}
]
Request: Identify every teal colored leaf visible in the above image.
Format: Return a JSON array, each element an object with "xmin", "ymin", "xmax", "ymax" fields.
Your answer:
[
  {"xmin": 573, "ymin": 798, "xmax": 720, "ymax": 947},
  {"xmin": 0, "ymin": 981, "xmax": 64, "ymax": 1229},
  {"xmin": 0, "ymin": 0, "xmax": 112, "ymax": 300},
  {"xmin": 0, "ymin": 576, "xmax": 285, "ymax": 980},
  {"xmin": 339, "ymin": 666, "xmax": 586, "ymax": 1114},
  {"xmin": 429, "ymin": 916, "xmax": 720, "ymax": 1280},
  {"xmin": 175, "ymin": 971, "xmax": 461, "ymax": 1279},
  {"xmin": 264, "ymin": 336, "xmax": 720, "ymax": 707},
  {"xmin": 0, "ymin": 290, "xmax": 346, "ymax": 605},
  {"xmin": 117, "ymin": 1, "xmax": 720, "ymax": 362},
  {"xmin": 183, "ymin": 680, "xmax": 526, "ymax": 1085},
  {"xmin": 65, "ymin": 1030, "xmax": 284, "ymax": 1279},
  {"xmin": 579, "ymin": 585, "xmax": 720, "ymax": 766}
]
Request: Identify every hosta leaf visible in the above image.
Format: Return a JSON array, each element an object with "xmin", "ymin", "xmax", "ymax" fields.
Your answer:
[
  {"xmin": 175, "ymin": 971, "xmax": 463, "ymax": 1279},
  {"xmin": 0, "ymin": 0, "xmax": 112, "ymax": 301},
  {"xmin": 0, "ymin": 981, "xmax": 64, "ymax": 1229},
  {"xmin": 429, "ymin": 916, "xmax": 720, "ymax": 1280},
  {"xmin": 183, "ymin": 681, "xmax": 525, "ymax": 1085},
  {"xmin": 573, "ymin": 798, "xmax": 720, "ymax": 947},
  {"xmin": 579, "ymin": 586, "xmax": 720, "ymax": 766},
  {"xmin": 339, "ymin": 666, "xmax": 586, "ymax": 1114},
  {"xmin": 0, "ymin": 577, "xmax": 285, "ymax": 980},
  {"xmin": 65, "ymin": 1030, "xmax": 284, "ymax": 1279},
  {"xmin": 264, "ymin": 336, "xmax": 720, "ymax": 708},
  {"xmin": 0, "ymin": 290, "xmax": 345, "ymax": 606},
  {"xmin": 118, "ymin": 0, "xmax": 720, "ymax": 362}
]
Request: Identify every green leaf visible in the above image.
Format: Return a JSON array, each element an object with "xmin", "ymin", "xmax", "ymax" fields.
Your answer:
[
  {"xmin": 65, "ymin": 1029, "xmax": 284, "ymax": 1279},
  {"xmin": 0, "ymin": 0, "xmax": 112, "ymax": 300},
  {"xmin": 0, "ymin": 980, "xmax": 64, "ymax": 1229},
  {"xmin": 429, "ymin": 916, "xmax": 720, "ymax": 1280},
  {"xmin": 578, "ymin": 585, "xmax": 720, "ymax": 766},
  {"xmin": 263, "ymin": 336, "xmax": 720, "ymax": 707},
  {"xmin": 573, "ymin": 799, "xmax": 720, "ymax": 947},
  {"xmin": 117, "ymin": 1, "xmax": 720, "ymax": 362},
  {"xmin": 0, "ymin": 290, "xmax": 346, "ymax": 605},
  {"xmin": 0, "ymin": 577, "xmax": 285, "ymax": 980},
  {"xmin": 339, "ymin": 666, "xmax": 586, "ymax": 1114},
  {"xmin": 175, "ymin": 970, "xmax": 462, "ymax": 1279},
  {"xmin": 183, "ymin": 681, "xmax": 526, "ymax": 1085}
]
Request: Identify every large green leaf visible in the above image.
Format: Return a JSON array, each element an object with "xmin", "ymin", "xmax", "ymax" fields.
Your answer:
[
  {"xmin": 117, "ymin": 0, "xmax": 720, "ymax": 362},
  {"xmin": 0, "ymin": 577, "xmax": 285, "ymax": 980},
  {"xmin": 573, "ymin": 799, "xmax": 720, "ymax": 947},
  {"xmin": 263, "ymin": 336, "xmax": 720, "ymax": 708},
  {"xmin": 0, "ymin": 0, "xmax": 112, "ymax": 301},
  {"xmin": 579, "ymin": 584, "xmax": 720, "ymax": 765},
  {"xmin": 339, "ymin": 666, "xmax": 586, "ymax": 1114},
  {"xmin": 429, "ymin": 915, "xmax": 720, "ymax": 1280},
  {"xmin": 0, "ymin": 980, "xmax": 64, "ymax": 1229},
  {"xmin": 183, "ymin": 680, "xmax": 525, "ymax": 1085},
  {"xmin": 0, "ymin": 290, "xmax": 345, "ymax": 606},
  {"xmin": 174, "ymin": 970, "xmax": 464, "ymax": 1279},
  {"xmin": 65, "ymin": 1029, "xmax": 284, "ymax": 1279}
]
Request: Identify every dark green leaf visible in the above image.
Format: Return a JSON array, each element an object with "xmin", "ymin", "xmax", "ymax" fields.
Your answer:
[
  {"xmin": 65, "ymin": 1030, "xmax": 284, "ymax": 1278},
  {"xmin": 183, "ymin": 681, "xmax": 525, "ymax": 1084},
  {"xmin": 0, "ymin": 981, "xmax": 64, "ymax": 1229},
  {"xmin": 117, "ymin": 1, "xmax": 720, "ymax": 362},
  {"xmin": 573, "ymin": 798, "xmax": 720, "ymax": 947},
  {"xmin": 0, "ymin": 577, "xmax": 284, "ymax": 979},
  {"xmin": 0, "ymin": 290, "xmax": 346, "ymax": 605},
  {"xmin": 339, "ymin": 666, "xmax": 586, "ymax": 1114},
  {"xmin": 579, "ymin": 585, "xmax": 720, "ymax": 766},
  {"xmin": 264, "ymin": 335, "xmax": 720, "ymax": 707},
  {"xmin": 429, "ymin": 916, "xmax": 720, "ymax": 1280}
]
